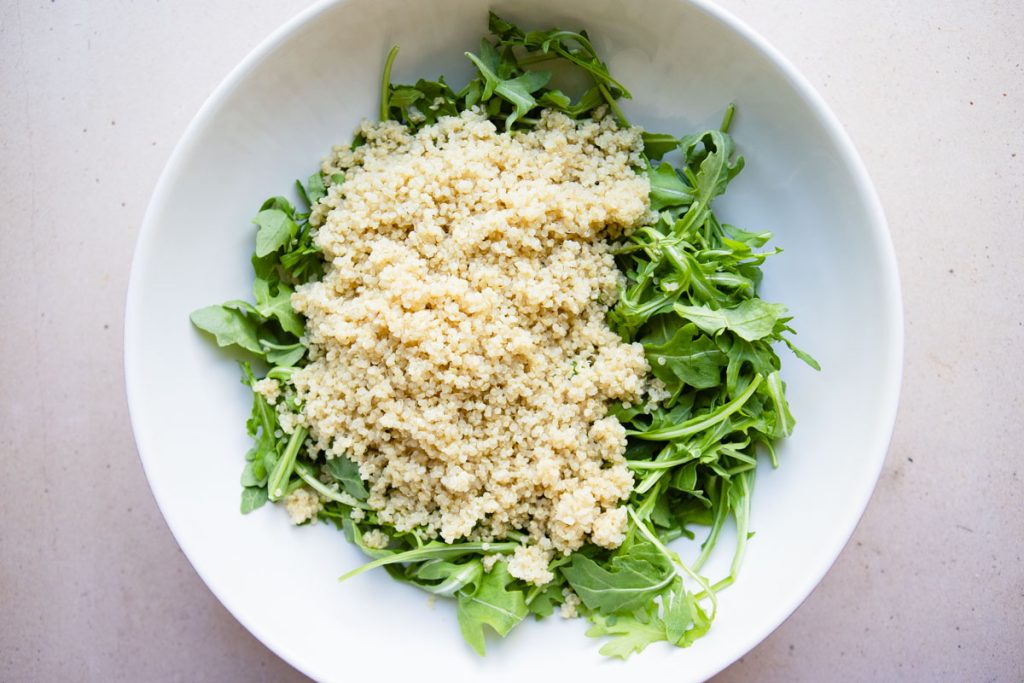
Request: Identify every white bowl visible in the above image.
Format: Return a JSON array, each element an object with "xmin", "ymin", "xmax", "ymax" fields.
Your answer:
[{"xmin": 125, "ymin": 0, "xmax": 902, "ymax": 680}]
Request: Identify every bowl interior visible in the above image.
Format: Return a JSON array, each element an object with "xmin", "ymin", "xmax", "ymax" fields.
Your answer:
[{"xmin": 125, "ymin": 0, "xmax": 901, "ymax": 680}]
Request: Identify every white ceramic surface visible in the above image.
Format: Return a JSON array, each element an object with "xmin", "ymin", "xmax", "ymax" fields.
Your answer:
[{"xmin": 124, "ymin": 0, "xmax": 901, "ymax": 680}]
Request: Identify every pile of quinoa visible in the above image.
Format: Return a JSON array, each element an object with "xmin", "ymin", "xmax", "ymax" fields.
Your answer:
[{"xmin": 286, "ymin": 108, "xmax": 652, "ymax": 585}]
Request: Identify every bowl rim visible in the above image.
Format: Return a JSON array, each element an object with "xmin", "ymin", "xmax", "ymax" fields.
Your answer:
[{"xmin": 124, "ymin": 0, "xmax": 903, "ymax": 679}]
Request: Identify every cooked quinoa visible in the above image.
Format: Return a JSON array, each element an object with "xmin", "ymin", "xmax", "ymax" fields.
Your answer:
[
  {"xmin": 361, "ymin": 529, "xmax": 390, "ymax": 550},
  {"xmin": 284, "ymin": 487, "xmax": 321, "ymax": 525},
  {"xmin": 252, "ymin": 378, "xmax": 281, "ymax": 405},
  {"xmin": 290, "ymin": 108, "xmax": 651, "ymax": 582}
]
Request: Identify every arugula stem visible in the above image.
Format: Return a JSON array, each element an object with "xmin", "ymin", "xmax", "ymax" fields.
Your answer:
[
  {"xmin": 765, "ymin": 371, "xmax": 794, "ymax": 437},
  {"xmin": 549, "ymin": 555, "xmax": 573, "ymax": 570},
  {"xmin": 692, "ymin": 479, "xmax": 728, "ymax": 572},
  {"xmin": 633, "ymin": 291, "xmax": 673, "ymax": 318},
  {"xmin": 719, "ymin": 443, "xmax": 755, "ymax": 464},
  {"xmin": 419, "ymin": 560, "xmax": 483, "ymax": 597},
  {"xmin": 627, "ymin": 455, "xmax": 697, "ymax": 470},
  {"xmin": 597, "ymin": 82, "xmax": 629, "ymax": 127},
  {"xmin": 729, "ymin": 470, "xmax": 753, "ymax": 580},
  {"xmin": 380, "ymin": 45, "xmax": 400, "ymax": 121},
  {"xmin": 633, "ymin": 476, "xmax": 667, "ymax": 514},
  {"xmin": 719, "ymin": 103, "xmax": 736, "ymax": 133},
  {"xmin": 339, "ymin": 541, "xmax": 519, "ymax": 583},
  {"xmin": 259, "ymin": 340, "xmax": 303, "ymax": 352},
  {"xmin": 267, "ymin": 426, "xmax": 307, "ymax": 501},
  {"xmin": 674, "ymin": 201, "xmax": 707, "ymax": 239},
  {"xmin": 285, "ymin": 476, "xmax": 304, "ymax": 496},
  {"xmin": 635, "ymin": 447, "xmax": 686, "ymax": 495},
  {"xmin": 762, "ymin": 439, "xmax": 779, "ymax": 468},
  {"xmin": 695, "ymin": 575, "xmax": 733, "ymax": 600},
  {"xmin": 516, "ymin": 52, "xmax": 560, "ymax": 66},
  {"xmin": 661, "ymin": 243, "xmax": 691, "ymax": 274},
  {"xmin": 552, "ymin": 45, "xmax": 631, "ymax": 96},
  {"xmin": 250, "ymin": 385, "xmax": 276, "ymax": 438},
  {"xmin": 294, "ymin": 461, "xmax": 372, "ymax": 509},
  {"xmin": 631, "ymin": 374, "xmax": 763, "ymax": 441},
  {"xmin": 265, "ymin": 366, "xmax": 296, "ymax": 382}
]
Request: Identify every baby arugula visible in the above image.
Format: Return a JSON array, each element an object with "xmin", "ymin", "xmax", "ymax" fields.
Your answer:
[{"xmin": 189, "ymin": 11, "xmax": 817, "ymax": 660}]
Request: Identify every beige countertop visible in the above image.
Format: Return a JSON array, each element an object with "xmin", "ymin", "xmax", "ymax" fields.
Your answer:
[{"xmin": 1, "ymin": 0, "xmax": 1021, "ymax": 680}]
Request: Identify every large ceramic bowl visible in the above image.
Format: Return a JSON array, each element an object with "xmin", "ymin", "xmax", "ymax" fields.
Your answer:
[{"xmin": 125, "ymin": 0, "xmax": 902, "ymax": 680}]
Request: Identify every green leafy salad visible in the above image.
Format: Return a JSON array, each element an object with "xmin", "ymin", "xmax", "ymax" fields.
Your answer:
[{"xmin": 190, "ymin": 12, "xmax": 817, "ymax": 659}]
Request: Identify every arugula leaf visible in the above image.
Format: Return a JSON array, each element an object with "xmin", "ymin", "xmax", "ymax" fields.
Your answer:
[
  {"xmin": 464, "ymin": 49, "xmax": 551, "ymax": 129},
  {"xmin": 782, "ymin": 334, "xmax": 821, "ymax": 370},
  {"xmin": 526, "ymin": 583, "xmax": 564, "ymax": 619},
  {"xmin": 537, "ymin": 89, "xmax": 571, "ymax": 110},
  {"xmin": 642, "ymin": 320, "xmax": 727, "ymax": 390},
  {"xmin": 389, "ymin": 85, "xmax": 423, "ymax": 111},
  {"xmin": 674, "ymin": 299, "xmax": 789, "ymax": 342},
  {"xmin": 304, "ymin": 172, "xmax": 326, "ymax": 206},
  {"xmin": 585, "ymin": 607, "xmax": 667, "ymax": 659},
  {"xmin": 253, "ymin": 278, "xmax": 304, "ymax": 337},
  {"xmin": 259, "ymin": 196, "xmax": 296, "ymax": 215},
  {"xmin": 561, "ymin": 541, "xmax": 674, "ymax": 614},
  {"xmin": 240, "ymin": 486, "xmax": 268, "ymax": 514},
  {"xmin": 648, "ymin": 162, "xmax": 693, "ymax": 210},
  {"xmin": 240, "ymin": 457, "xmax": 267, "ymax": 488},
  {"xmin": 676, "ymin": 595, "xmax": 712, "ymax": 647},
  {"xmin": 221, "ymin": 299, "xmax": 260, "ymax": 316},
  {"xmin": 189, "ymin": 305, "xmax": 263, "ymax": 355},
  {"xmin": 662, "ymin": 576, "xmax": 693, "ymax": 644},
  {"xmin": 325, "ymin": 455, "xmax": 369, "ymax": 501},
  {"xmin": 262, "ymin": 341, "xmax": 305, "ymax": 367},
  {"xmin": 456, "ymin": 563, "xmax": 529, "ymax": 655},
  {"xmin": 253, "ymin": 209, "xmax": 298, "ymax": 258},
  {"xmin": 670, "ymin": 461, "xmax": 700, "ymax": 493},
  {"xmin": 475, "ymin": 38, "xmax": 502, "ymax": 95},
  {"xmin": 496, "ymin": 71, "xmax": 551, "ymax": 127},
  {"xmin": 719, "ymin": 336, "xmax": 778, "ymax": 398},
  {"xmin": 724, "ymin": 223, "xmax": 772, "ymax": 248},
  {"xmin": 642, "ymin": 132, "xmax": 680, "ymax": 161},
  {"xmin": 682, "ymin": 130, "xmax": 744, "ymax": 208},
  {"xmin": 415, "ymin": 559, "xmax": 483, "ymax": 597}
]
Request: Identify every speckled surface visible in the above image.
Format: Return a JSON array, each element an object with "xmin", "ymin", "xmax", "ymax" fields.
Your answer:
[{"xmin": 1, "ymin": 1, "xmax": 1021, "ymax": 680}]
